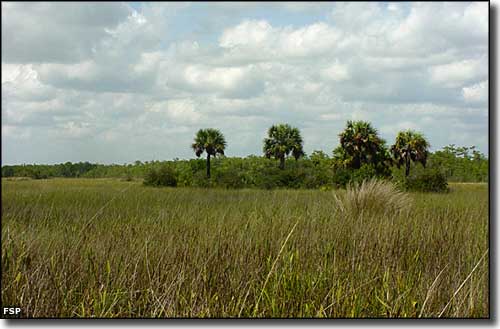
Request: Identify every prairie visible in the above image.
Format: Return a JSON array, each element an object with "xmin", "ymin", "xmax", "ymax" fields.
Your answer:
[{"xmin": 1, "ymin": 178, "xmax": 488, "ymax": 318}]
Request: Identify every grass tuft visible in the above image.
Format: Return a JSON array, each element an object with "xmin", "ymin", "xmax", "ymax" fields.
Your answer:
[{"xmin": 335, "ymin": 179, "xmax": 412, "ymax": 217}]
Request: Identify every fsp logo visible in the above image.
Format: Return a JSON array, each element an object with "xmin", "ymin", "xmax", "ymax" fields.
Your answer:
[{"xmin": 3, "ymin": 307, "xmax": 21, "ymax": 316}]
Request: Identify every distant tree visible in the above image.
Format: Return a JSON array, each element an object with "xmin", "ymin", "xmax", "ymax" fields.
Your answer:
[
  {"xmin": 263, "ymin": 124, "xmax": 304, "ymax": 169},
  {"xmin": 391, "ymin": 130, "xmax": 430, "ymax": 177},
  {"xmin": 61, "ymin": 162, "xmax": 74, "ymax": 177},
  {"xmin": 192, "ymin": 128, "xmax": 227, "ymax": 178},
  {"xmin": 2, "ymin": 166, "xmax": 14, "ymax": 177},
  {"xmin": 431, "ymin": 144, "xmax": 488, "ymax": 182},
  {"xmin": 333, "ymin": 120, "xmax": 390, "ymax": 170},
  {"xmin": 309, "ymin": 150, "xmax": 329, "ymax": 166}
]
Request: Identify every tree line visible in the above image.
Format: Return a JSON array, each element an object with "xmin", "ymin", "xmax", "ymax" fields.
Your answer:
[
  {"xmin": 191, "ymin": 120, "xmax": 474, "ymax": 180},
  {"xmin": 2, "ymin": 121, "xmax": 488, "ymax": 189}
]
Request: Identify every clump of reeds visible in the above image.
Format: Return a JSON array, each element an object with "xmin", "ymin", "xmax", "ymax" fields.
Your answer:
[{"xmin": 334, "ymin": 179, "xmax": 412, "ymax": 217}]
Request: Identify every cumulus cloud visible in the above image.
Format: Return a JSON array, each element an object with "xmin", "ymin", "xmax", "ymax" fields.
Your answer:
[
  {"xmin": 1, "ymin": 2, "xmax": 131, "ymax": 63},
  {"xmin": 1, "ymin": 2, "xmax": 489, "ymax": 164},
  {"xmin": 429, "ymin": 57, "xmax": 488, "ymax": 88},
  {"xmin": 218, "ymin": 20, "xmax": 342, "ymax": 63},
  {"xmin": 462, "ymin": 80, "xmax": 488, "ymax": 104},
  {"xmin": 321, "ymin": 60, "xmax": 350, "ymax": 82},
  {"xmin": 148, "ymin": 99, "xmax": 202, "ymax": 125},
  {"xmin": 169, "ymin": 64, "xmax": 265, "ymax": 98},
  {"xmin": 2, "ymin": 125, "xmax": 32, "ymax": 140},
  {"xmin": 2, "ymin": 64, "xmax": 57, "ymax": 102}
]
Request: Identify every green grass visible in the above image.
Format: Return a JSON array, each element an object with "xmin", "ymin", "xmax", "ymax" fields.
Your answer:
[{"xmin": 1, "ymin": 178, "xmax": 488, "ymax": 318}]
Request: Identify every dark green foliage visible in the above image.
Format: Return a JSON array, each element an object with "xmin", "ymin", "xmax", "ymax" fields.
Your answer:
[
  {"xmin": 333, "ymin": 120, "xmax": 391, "ymax": 172},
  {"xmin": 391, "ymin": 130, "xmax": 430, "ymax": 177},
  {"xmin": 331, "ymin": 121, "xmax": 393, "ymax": 187},
  {"xmin": 29, "ymin": 169, "xmax": 49, "ymax": 180},
  {"xmin": 143, "ymin": 165, "xmax": 177, "ymax": 187},
  {"xmin": 430, "ymin": 145, "xmax": 488, "ymax": 182},
  {"xmin": 2, "ymin": 166, "xmax": 14, "ymax": 177},
  {"xmin": 191, "ymin": 170, "xmax": 212, "ymax": 188},
  {"xmin": 332, "ymin": 121, "xmax": 392, "ymax": 188},
  {"xmin": 213, "ymin": 166, "xmax": 248, "ymax": 189},
  {"xmin": 332, "ymin": 164, "xmax": 391, "ymax": 188},
  {"xmin": 1, "ymin": 145, "xmax": 487, "ymax": 189},
  {"xmin": 263, "ymin": 124, "xmax": 304, "ymax": 169},
  {"xmin": 122, "ymin": 171, "xmax": 134, "ymax": 182},
  {"xmin": 402, "ymin": 169, "xmax": 448, "ymax": 193},
  {"xmin": 192, "ymin": 128, "xmax": 227, "ymax": 178}
]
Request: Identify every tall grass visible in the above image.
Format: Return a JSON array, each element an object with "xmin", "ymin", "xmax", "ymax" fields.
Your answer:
[{"xmin": 1, "ymin": 178, "xmax": 488, "ymax": 318}]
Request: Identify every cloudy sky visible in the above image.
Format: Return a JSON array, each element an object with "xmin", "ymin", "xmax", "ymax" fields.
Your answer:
[{"xmin": 2, "ymin": 2, "xmax": 489, "ymax": 165}]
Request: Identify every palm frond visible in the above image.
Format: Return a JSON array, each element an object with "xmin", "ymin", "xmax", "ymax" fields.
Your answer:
[{"xmin": 192, "ymin": 128, "xmax": 227, "ymax": 157}]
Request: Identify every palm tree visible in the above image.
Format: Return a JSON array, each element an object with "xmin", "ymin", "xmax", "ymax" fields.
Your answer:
[
  {"xmin": 263, "ymin": 124, "xmax": 304, "ymax": 169},
  {"xmin": 391, "ymin": 130, "xmax": 430, "ymax": 177},
  {"xmin": 192, "ymin": 128, "xmax": 227, "ymax": 178},
  {"xmin": 334, "ymin": 120, "xmax": 388, "ymax": 169}
]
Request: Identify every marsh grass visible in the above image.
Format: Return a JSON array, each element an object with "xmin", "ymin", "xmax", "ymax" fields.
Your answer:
[{"xmin": 1, "ymin": 179, "xmax": 488, "ymax": 318}]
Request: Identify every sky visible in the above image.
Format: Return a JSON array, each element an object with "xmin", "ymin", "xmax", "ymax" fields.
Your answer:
[{"xmin": 1, "ymin": 2, "xmax": 489, "ymax": 165}]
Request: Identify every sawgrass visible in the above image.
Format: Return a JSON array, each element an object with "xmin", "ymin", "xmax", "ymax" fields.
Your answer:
[{"xmin": 1, "ymin": 178, "xmax": 488, "ymax": 318}]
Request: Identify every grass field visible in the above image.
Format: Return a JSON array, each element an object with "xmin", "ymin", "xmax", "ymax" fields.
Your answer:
[{"xmin": 1, "ymin": 178, "xmax": 488, "ymax": 318}]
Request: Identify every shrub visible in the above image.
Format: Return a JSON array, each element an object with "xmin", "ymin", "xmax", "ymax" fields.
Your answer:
[
  {"xmin": 257, "ymin": 167, "xmax": 284, "ymax": 189},
  {"xmin": 2, "ymin": 166, "xmax": 15, "ymax": 177},
  {"xmin": 143, "ymin": 165, "xmax": 177, "ymax": 187},
  {"xmin": 332, "ymin": 167, "xmax": 352, "ymax": 188},
  {"xmin": 30, "ymin": 169, "xmax": 49, "ymax": 180},
  {"xmin": 334, "ymin": 179, "xmax": 411, "ymax": 216},
  {"xmin": 403, "ymin": 169, "xmax": 448, "ymax": 192},
  {"xmin": 122, "ymin": 171, "xmax": 134, "ymax": 182},
  {"xmin": 191, "ymin": 170, "xmax": 211, "ymax": 188},
  {"xmin": 332, "ymin": 164, "xmax": 390, "ymax": 188},
  {"xmin": 214, "ymin": 167, "xmax": 246, "ymax": 189}
]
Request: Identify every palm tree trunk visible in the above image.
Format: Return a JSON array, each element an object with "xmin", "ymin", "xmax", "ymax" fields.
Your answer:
[
  {"xmin": 405, "ymin": 156, "xmax": 410, "ymax": 177},
  {"xmin": 353, "ymin": 156, "xmax": 361, "ymax": 169},
  {"xmin": 207, "ymin": 154, "xmax": 211, "ymax": 178},
  {"xmin": 279, "ymin": 156, "xmax": 285, "ymax": 170}
]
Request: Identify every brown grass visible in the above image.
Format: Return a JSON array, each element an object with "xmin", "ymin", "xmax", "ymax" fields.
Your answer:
[{"xmin": 1, "ymin": 179, "xmax": 488, "ymax": 318}]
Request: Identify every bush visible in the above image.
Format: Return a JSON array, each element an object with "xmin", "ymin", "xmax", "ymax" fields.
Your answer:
[
  {"xmin": 332, "ymin": 164, "xmax": 390, "ymax": 188},
  {"xmin": 143, "ymin": 165, "xmax": 177, "ymax": 187},
  {"xmin": 30, "ymin": 170, "xmax": 49, "ymax": 180},
  {"xmin": 334, "ymin": 179, "xmax": 411, "ymax": 216},
  {"xmin": 403, "ymin": 170, "xmax": 448, "ymax": 193},
  {"xmin": 332, "ymin": 167, "xmax": 352, "ymax": 188},
  {"xmin": 214, "ymin": 167, "xmax": 244, "ymax": 189},
  {"xmin": 122, "ymin": 171, "xmax": 133, "ymax": 182},
  {"xmin": 2, "ymin": 166, "xmax": 15, "ymax": 177},
  {"xmin": 191, "ymin": 171, "xmax": 212, "ymax": 188}
]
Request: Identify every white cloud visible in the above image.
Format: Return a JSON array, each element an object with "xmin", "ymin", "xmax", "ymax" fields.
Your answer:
[
  {"xmin": 429, "ymin": 58, "xmax": 487, "ymax": 88},
  {"xmin": 1, "ymin": 2, "xmax": 489, "ymax": 164},
  {"xmin": 2, "ymin": 64, "xmax": 57, "ymax": 102},
  {"xmin": 219, "ymin": 20, "xmax": 272, "ymax": 48},
  {"xmin": 321, "ymin": 60, "xmax": 350, "ymax": 82},
  {"xmin": 1, "ymin": 2, "xmax": 131, "ymax": 63},
  {"xmin": 219, "ymin": 20, "xmax": 342, "ymax": 62},
  {"xmin": 319, "ymin": 113, "xmax": 342, "ymax": 121},
  {"xmin": 462, "ymin": 80, "xmax": 488, "ymax": 104},
  {"xmin": 2, "ymin": 125, "xmax": 32, "ymax": 140},
  {"xmin": 2, "ymin": 63, "xmax": 22, "ymax": 83},
  {"xmin": 164, "ymin": 63, "xmax": 265, "ymax": 98},
  {"xmin": 330, "ymin": 2, "xmax": 386, "ymax": 32},
  {"xmin": 57, "ymin": 121, "xmax": 94, "ymax": 139},
  {"xmin": 380, "ymin": 121, "xmax": 420, "ymax": 135},
  {"xmin": 148, "ymin": 99, "xmax": 201, "ymax": 124}
]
